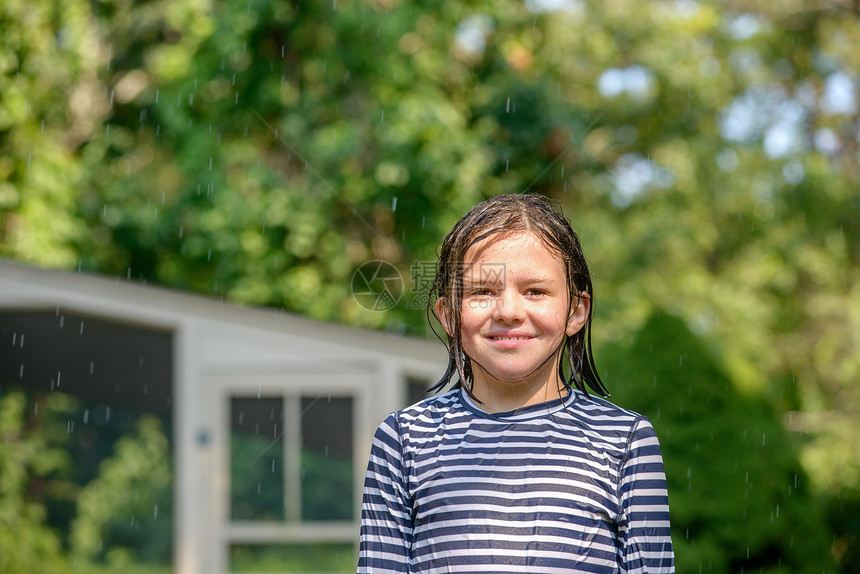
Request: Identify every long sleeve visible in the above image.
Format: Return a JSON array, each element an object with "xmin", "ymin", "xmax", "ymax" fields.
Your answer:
[
  {"xmin": 617, "ymin": 417, "xmax": 675, "ymax": 573},
  {"xmin": 357, "ymin": 414, "xmax": 413, "ymax": 573}
]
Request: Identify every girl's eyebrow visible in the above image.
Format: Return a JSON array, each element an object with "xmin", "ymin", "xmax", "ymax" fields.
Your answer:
[{"xmin": 463, "ymin": 274, "xmax": 559, "ymax": 285}]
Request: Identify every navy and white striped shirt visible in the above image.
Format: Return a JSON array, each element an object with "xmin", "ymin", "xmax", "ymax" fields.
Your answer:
[{"xmin": 358, "ymin": 388, "xmax": 674, "ymax": 573}]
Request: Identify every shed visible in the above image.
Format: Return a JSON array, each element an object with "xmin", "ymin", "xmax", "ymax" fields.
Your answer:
[{"xmin": 0, "ymin": 259, "xmax": 446, "ymax": 573}]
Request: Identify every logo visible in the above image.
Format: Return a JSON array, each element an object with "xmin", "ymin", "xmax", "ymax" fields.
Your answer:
[{"xmin": 351, "ymin": 260, "xmax": 404, "ymax": 311}]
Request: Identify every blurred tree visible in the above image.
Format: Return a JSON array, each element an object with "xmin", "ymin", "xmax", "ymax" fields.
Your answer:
[
  {"xmin": 71, "ymin": 416, "xmax": 172, "ymax": 567},
  {"xmin": 0, "ymin": 391, "xmax": 65, "ymax": 572},
  {"xmin": 603, "ymin": 310, "xmax": 834, "ymax": 573},
  {"xmin": 1, "ymin": 0, "xmax": 858, "ymax": 570}
]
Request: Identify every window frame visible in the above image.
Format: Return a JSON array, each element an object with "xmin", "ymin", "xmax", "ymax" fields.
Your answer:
[{"xmin": 209, "ymin": 369, "xmax": 371, "ymax": 550}]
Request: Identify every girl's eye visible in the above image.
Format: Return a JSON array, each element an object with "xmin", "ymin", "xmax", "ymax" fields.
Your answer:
[
  {"xmin": 526, "ymin": 288, "xmax": 547, "ymax": 296},
  {"xmin": 470, "ymin": 288, "xmax": 493, "ymax": 296}
]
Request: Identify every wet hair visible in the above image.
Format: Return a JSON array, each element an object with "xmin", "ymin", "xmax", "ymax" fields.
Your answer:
[{"xmin": 427, "ymin": 193, "xmax": 609, "ymax": 399}]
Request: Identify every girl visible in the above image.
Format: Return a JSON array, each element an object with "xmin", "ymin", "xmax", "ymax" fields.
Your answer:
[{"xmin": 358, "ymin": 194, "xmax": 674, "ymax": 573}]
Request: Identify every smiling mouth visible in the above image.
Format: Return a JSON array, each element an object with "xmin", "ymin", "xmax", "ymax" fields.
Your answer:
[{"xmin": 489, "ymin": 336, "xmax": 532, "ymax": 340}]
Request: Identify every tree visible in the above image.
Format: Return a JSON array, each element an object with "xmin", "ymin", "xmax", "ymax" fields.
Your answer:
[
  {"xmin": 603, "ymin": 310, "xmax": 834, "ymax": 573},
  {"xmin": 0, "ymin": 391, "xmax": 64, "ymax": 572}
]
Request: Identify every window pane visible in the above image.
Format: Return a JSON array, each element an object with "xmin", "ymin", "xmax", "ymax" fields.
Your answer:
[
  {"xmin": 230, "ymin": 397, "xmax": 284, "ymax": 521},
  {"xmin": 230, "ymin": 543, "xmax": 356, "ymax": 573},
  {"xmin": 405, "ymin": 376, "xmax": 432, "ymax": 406},
  {"xmin": 300, "ymin": 396, "xmax": 353, "ymax": 521}
]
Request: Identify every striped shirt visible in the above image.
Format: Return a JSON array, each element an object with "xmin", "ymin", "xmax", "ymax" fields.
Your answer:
[{"xmin": 358, "ymin": 388, "xmax": 674, "ymax": 573}]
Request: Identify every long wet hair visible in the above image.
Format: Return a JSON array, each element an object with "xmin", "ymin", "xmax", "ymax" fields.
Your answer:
[{"xmin": 427, "ymin": 193, "xmax": 609, "ymax": 400}]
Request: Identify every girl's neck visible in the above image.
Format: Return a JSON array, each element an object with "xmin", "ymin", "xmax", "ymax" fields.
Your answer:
[{"xmin": 469, "ymin": 370, "xmax": 566, "ymax": 413}]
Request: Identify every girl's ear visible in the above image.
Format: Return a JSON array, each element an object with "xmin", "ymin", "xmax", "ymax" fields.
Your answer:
[
  {"xmin": 435, "ymin": 297, "xmax": 454, "ymax": 337},
  {"xmin": 566, "ymin": 292, "xmax": 591, "ymax": 337}
]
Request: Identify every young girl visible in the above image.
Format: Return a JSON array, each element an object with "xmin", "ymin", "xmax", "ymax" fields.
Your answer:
[{"xmin": 358, "ymin": 194, "xmax": 674, "ymax": 573}]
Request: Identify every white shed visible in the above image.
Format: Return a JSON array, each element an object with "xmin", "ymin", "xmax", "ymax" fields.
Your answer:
[{"xmin": 0, "ymin": 259, "xmax": 446, "ymax": 573}]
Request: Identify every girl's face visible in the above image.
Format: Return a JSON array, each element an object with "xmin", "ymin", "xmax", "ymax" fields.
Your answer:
[{"xmin": 438, "ymin": 232, "xmax": 589, "ymax": 409}]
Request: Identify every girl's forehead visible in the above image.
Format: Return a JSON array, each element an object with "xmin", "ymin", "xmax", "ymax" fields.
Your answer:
[
  {"xmin": 464, "ymin": 231, "xmax": 556, "ymax": 260},
  {"xmin": 461, "ymin": 231, "xmax": 566, "ymax": 280}
]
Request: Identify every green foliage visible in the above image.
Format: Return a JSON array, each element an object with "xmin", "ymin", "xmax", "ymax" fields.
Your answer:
[
  {"xmin": 230, "ymin": 543, "xmax": 355, "ymax": 573},
  {"xmin": 70, "ymin": 416, "xmax": 172, "ymax": 566},
  {"xmin": 230, "ymin": 431, "xmax": 285, "ymax": 521},
  {"xmin": 0, "ymin": 392, "xmax": 64, "ymax": 572},
  {"xmin": 603, "ymin": 310, "xmax": 834, "ymax": 573},
  {"xmin": 301, "ymin": 449, "xmax": 353, "ymax": 521}
]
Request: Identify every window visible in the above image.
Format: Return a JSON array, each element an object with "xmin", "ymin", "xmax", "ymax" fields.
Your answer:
[
  {"xmin": 229, "ymin": 394, "xmax": 354, "ymax": 523},
  {"xmin": 405, "ymin": 376, "xmax": 433, "ymax": 407},
  {"xmin": 230, "ymin": 397, "xmax": 285, "ymax": 521}
]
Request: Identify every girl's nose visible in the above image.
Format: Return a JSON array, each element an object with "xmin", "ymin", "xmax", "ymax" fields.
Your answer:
[{"xmin": 492, "ymin": 289, "xmax": 525, "ymax": 323}]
